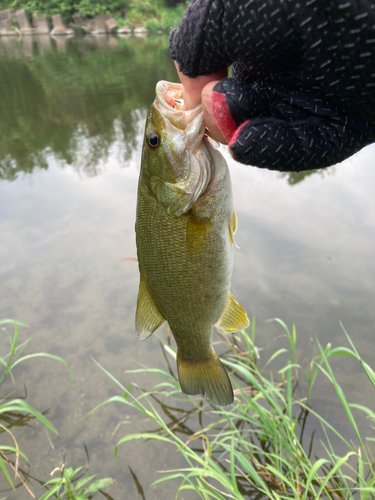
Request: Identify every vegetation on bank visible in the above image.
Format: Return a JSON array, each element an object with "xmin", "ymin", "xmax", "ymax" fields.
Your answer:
[
  {"xmin": 0, "ymin": 0, "xmax": 187, "ymax": 31},
  {"xmin": 118, "ymin": 1, "xmax": 187, "ymax": 32},
  {"xmin": 90, "ymin": 320, "xmax": 375, "ymax": 499},
  {"xmin": 2, "ymin": 316, "xmax": 375, "ymax": 498}
]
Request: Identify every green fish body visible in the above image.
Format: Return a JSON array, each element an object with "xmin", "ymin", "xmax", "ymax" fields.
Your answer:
[{"xmin": 135, "ymin": 81, "xmax": 249, "ymax": 406}]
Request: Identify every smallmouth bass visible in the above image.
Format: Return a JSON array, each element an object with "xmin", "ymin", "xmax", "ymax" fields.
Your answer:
[{"xmin": 135, "ymin": 81, "xmax": 249, "ymax": 406}]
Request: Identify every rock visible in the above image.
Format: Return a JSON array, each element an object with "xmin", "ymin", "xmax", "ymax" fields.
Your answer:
[
  {"xmin": 15, "ymin": 9, "xmax": 33, "ymax": 33},
  {"xmin": 118, "ymin": 25, "xmax": 131, "ymax": 34},
  {"xmin": 0, "ymin": 8, "xmax": 40, "ymax": 36},
  {"xmin": 15, "ymin": 9, "xmax": 39, "ymax": 35},
  {"xmin": 91, "ymin": 14, "xmax": 109, "ymax": 35},
  {"xmin": 105, "ymin": 16, "xmax": 117, "ymax": 33},
  {"xmin": 134, "ymin": 26, "xmax": 148, "ymax": 37},
  {"xmin": 0, "ymin": 19, "xmax": 17, "ymax": 36},
  {"xmin": 72, "ymin": 12, "xmax": 86, "ymax": 25},
  {"xmin": 71, "ymin": 13, "xmax": 117, "ymax": 35},
  {"xmin": 20, "ymin": 28, "xmax": 37, "ymax": 35},
  {"xmin": 72, "ymin": 12, "xmax": 95, "ymax": 33},
  {"xmin": 134, "ymin": 26, "xmax": 148, "ymax": 33},
  {"xmin": 50, "ymin": 14, "xmax": 74, "ymax": 36},
  {"xmin": 51, "ymin": 14, "xmax": 63, "ymax": 27},
  {"xmin": 32, "ymin": 16, "xmax": 50, "ymax": 35},
  {"xmin": 0, "ymin": 9, "xmax": 15, "ymax": 22},
  {"xmin": 50, "ymin": 25, "xmax": 69, "ymax": 36}
]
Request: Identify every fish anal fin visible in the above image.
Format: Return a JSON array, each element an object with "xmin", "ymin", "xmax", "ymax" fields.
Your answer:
[
  {"xmin": 228, "ymin": 210, "xmax": 239, "ymax": 248},
  {"xmin": 217, "ymin": 292, "xmax": 250, "ymax": 333},
  {"xmin": 136, "ymin": 280, "xmax": 165, "ymax": 340},
  {"xmin": 177, "ymin": 350, "xmax": 233, "ymax": 407}
]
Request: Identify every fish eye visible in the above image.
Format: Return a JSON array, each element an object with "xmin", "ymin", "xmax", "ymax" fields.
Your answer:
[{"xmin": 147, "ymin": 131, "xmax": 160, "ymax": 149}]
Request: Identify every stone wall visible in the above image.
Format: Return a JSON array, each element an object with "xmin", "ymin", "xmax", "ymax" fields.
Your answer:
[
  {"xmin": 0, "ymin": 9, "xmax": 149, "ymax": 37},
  {"xmin": 0, "ymin": 9, "xmax": 16, "ymax": 36},
  {"xmin": 0, "ymin": 9, "xmax": 52, "ymax": 36},
  {"xmin": 50, "ymin": 14, "xmax": 74, "ymax": 36}
]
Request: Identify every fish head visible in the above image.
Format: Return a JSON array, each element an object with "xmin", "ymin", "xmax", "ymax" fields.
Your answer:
[{"xmin": 141, "ymin": 81, "xmax": 213, "ymax": 217}]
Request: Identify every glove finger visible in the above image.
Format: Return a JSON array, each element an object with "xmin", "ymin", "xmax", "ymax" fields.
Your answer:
[
  {"xmin": 211, "ymin": 78, "xmax": 375, "ymax": 171},
  {"xmin": 211, "ymin": 78, "xmax": 272, "ymax": 141},
  {"xmin": 228, "ymin": 116, "xmax": 373, "ymax": 172},
  {"xmin": 212, "ymin": 77, "xmax": 348, "ymax": 133}
]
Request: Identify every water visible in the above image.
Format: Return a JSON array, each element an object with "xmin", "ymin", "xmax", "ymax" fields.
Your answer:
[{"xmin": 0, "ymin": 34, "xmax": 375, "ymax": 498}]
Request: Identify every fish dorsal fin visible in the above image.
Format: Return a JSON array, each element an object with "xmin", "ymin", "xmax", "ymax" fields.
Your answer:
[
  {"xmin": 136, "ymin": 279, "xmax": 165, "ymax": 340},
  {"xmin": 228, "ymin": 211, "xmax": 239, "ymax": 249},
  {"xmin": 217, "ymin": 292, "xmax": 250, "ymax": 333}
]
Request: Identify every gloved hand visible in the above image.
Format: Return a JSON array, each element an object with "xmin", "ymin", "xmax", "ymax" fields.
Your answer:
[{"xmin": 169, "ymin": 0, "xmax": 375, "ymax": 172}]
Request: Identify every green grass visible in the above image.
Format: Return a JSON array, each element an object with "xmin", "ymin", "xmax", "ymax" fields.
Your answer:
[
  {"xmin": 40, "ymin": 464, "xmax": 115, "ymax": 500},
  {"xmin": 0, "ymin": 319, "xmax": 70, "ymax": 490},
  {"xmin": 119, "ymin": 1, "xmax": 187, "ymax": 31},
  {"xmin": 89, "ymin": 319, "xmax": 375, "ymax": 499},
  {"xmin": 0, "ymin": 320, "xmax": 115, "ymax": 499},
  {"xmin": 143, "ymin": 3, "xmax": 187, "ymax": 31}
]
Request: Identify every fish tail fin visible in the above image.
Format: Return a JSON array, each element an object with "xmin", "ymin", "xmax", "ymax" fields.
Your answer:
[{"xmin": 177, "ymin": 350, "xmax": 233, "ymax": 407}]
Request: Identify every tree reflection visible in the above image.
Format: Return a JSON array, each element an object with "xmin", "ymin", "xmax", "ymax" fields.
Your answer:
[
  {"xmin": 280, "ymin": 166, "xmax": 335, "ymax": 185},
  {"xmin": 0, "ymin": 35, "xmax": 177, "ymax": 180}
]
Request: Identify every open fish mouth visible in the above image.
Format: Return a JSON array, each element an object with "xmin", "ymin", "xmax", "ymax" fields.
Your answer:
[
  {"xmin": 149, "ymin": 80, "xmax": 214, "ymax": 217},
  {"xmin": 155, "ymin": 81, "xmax": 186, "ymax": 111},
  {"xmin": 155, "ymin": 81, "xmax": 218, "ymax": 150},
  {"xmin": 153, "ymin": 80, "xmax": 205, "ymax": 151}
]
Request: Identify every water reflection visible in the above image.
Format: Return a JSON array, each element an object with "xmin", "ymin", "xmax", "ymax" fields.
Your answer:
[
  {"xmin": 1, "ymin": 33, "xmax": 375, "ymax": 500},
  {"xmin": 0, "ymin": 34, "xmax": 340, "ymax": 187},
  {"xmin": 280, "ymin": 166, "xmax": 336, "ymax": 185},
  {"xmin": 0, "ymin": 35, "xmax": 177, "ymax": 181}
]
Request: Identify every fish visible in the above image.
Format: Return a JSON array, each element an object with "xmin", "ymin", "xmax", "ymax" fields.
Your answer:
[{"xmin": 135, "ymin": 80, "xmax": 249, "ymax": 406}]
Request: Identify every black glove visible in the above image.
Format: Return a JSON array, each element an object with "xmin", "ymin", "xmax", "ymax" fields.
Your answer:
[{"xmin": 169, "ymin": 0, "xmax": 375, "ymax": 172}]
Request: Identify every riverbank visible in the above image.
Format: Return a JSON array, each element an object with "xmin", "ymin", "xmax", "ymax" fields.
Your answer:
[{"xmin": 0, "ymin": 1, "xmax": 186, "ymax": 37}]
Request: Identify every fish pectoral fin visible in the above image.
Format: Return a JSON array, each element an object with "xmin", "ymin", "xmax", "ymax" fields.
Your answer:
[
  {"xmin": 228, "ymin": 210, "xmax": 240, "ymax": 249},
  {"xmin": 186, "ymin": 213, "xmax": 211, "ymax": 255},
  {"xmin": 136, "ymin": 281, "xmax": 165, "ymax": 340},
  {"xmin": 217, "ymin": 292, "xmax": 250, "ymax": 333}
]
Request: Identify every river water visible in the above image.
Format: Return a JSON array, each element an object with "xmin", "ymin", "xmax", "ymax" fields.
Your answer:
[{"xmin": 0, "ymin": 34, "xmax": 375, "ymax": 499}]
